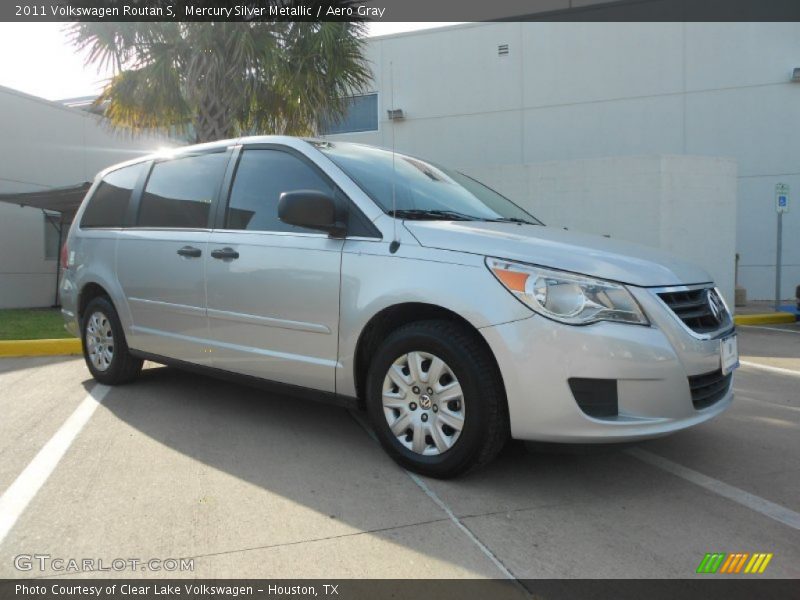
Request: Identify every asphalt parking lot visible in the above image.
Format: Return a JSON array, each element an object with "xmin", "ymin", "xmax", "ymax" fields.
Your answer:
[{"xmin": 0, "ymin": 325, "xmax": 798, "ymax": 580}]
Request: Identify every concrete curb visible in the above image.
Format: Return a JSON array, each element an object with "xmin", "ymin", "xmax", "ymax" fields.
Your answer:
[
  {"xmin": 0, "ymin": 338, "xmax": 82, "ymax": 358},
  {"xmin": 734, "ymin": 313, "xmax": 797, "ymax": 326}
]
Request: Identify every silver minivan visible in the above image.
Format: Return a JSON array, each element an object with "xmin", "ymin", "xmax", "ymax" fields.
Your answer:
[{"xmin": 61, "ymin": 136, "xmax": 737, "ymax": 477}]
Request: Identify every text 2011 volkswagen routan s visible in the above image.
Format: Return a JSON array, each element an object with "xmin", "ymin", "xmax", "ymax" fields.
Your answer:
[{"xmin": 60, "ymin": 136, "xmax": 738, "ymax": 478}]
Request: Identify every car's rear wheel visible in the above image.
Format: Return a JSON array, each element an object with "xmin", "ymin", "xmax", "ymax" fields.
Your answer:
[
  {"xmin": 81, "ymin": 296, "xmax": 142, "ymax": 385},
  {"xmin": 365, "ymin": 320, "xmax": 508, "ymax": 478}
]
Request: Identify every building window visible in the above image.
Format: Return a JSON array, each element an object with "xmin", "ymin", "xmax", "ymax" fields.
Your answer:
[
  {"xmin": 320, "ymin": 93, "xmax": 378, "ymax": 135},
  {"xmin": 43, "ymin": 212, "xmax": 61, "ymax": 261}
]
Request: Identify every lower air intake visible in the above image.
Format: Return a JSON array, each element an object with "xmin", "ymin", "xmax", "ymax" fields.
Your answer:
[
  {"xmin": 688, "ymin": 369, "xmax": 732, "ymax": 410},
  {"xmin": 568, "ymin": 378, "xmax": 618, "ymax": 418}
]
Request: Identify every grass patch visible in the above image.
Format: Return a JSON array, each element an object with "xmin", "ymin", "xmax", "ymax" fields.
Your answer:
[{"xmin": 0, "ymin": 308, "xmax": 72, "ymax": 340}]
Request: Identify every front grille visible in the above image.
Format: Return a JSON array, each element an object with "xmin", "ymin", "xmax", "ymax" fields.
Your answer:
[
  {"xmin": 658, "ymin": 287, "xmax": 729, "ymax": 334},
  {"xmin": 688, "ymin": 369, "xmax": 732, "ymax": 410}
]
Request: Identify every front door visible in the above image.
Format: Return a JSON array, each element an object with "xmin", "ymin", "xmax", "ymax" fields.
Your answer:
[{"xmin": 205, "ymin": 148, "xmax": 344, "ymax": 392}]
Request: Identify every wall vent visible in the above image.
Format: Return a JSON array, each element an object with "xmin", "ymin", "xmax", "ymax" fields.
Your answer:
[{"xmin": 498, "ymin": 44, "xmax": 509, "ymax": 56}]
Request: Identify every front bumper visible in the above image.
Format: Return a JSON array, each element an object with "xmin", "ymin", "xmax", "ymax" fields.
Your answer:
[{"xmin": 480, "ymin": 286, "xmax": 733, "ymax": 442}]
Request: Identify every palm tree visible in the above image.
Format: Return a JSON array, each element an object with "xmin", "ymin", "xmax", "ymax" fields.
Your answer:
[{"xmin": 70, "ymin": 19, "xmax": 372, "ymax": 142}]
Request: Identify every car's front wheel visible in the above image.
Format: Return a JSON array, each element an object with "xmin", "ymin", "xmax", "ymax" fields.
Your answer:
[
  {"xmin": 365, "ymin": 320, "xmax": 508, "ymax": 478},
  {"xmin": 81, "ymin": 296, "xmax": 143, "ymax": 385}
]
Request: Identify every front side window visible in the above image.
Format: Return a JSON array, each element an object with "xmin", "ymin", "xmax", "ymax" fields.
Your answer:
[
  {"xmin": 81, "ymin": 162, "xmax": 145, "ymax": 228},
  {"xmin": 314, "ymin": 141, "xmax": 541, "ymax": 224},
  {"xmin": 138, "ymin": 152, "xmax": 228, "ymax": 228},
  {"xmin": 226, "ymin": 150, "xmax": 336, "ymax": 233}
]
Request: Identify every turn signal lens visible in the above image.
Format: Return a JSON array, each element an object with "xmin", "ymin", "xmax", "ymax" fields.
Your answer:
[{"xmin": 493, "ymin": 269, "xmax": 529, "ymax": 293}]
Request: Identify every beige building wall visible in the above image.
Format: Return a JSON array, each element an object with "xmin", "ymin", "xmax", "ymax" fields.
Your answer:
[
  {"xmin": 466, "ymin": 156, "xmax": 738, "ymax": 306},
  {"xmin": 328, "ymin": 22, "xmax": 800, "ymax": 300},
  {"xmin": 0, "ymin": 85, "xmax": 171, "ymax": 308}
]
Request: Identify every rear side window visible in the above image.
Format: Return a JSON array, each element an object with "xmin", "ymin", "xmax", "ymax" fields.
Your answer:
[
  {"xmin": 226, "ymin": 150, "xmax": 335, "ymax": 233},
  {"xmin": 138, "ymin": 152, "xmax": 228, "ymax": 228},
  {"xmin": 80, "ymin": 163, "xmax": 144, "ymax": 228}
]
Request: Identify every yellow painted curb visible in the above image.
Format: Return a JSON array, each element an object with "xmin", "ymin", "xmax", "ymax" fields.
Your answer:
[
  {"xmin": 734, "ymin": 313, "xmax": 797, "ymax": 326},
  {"xmin": 0, "ymin": 338, "xmax": 82, "ymax": 358}
]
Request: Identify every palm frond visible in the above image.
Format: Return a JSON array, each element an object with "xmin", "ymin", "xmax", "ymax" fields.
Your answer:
[{"xmin": 72, "ymin": 20, "xmax": 372, "ymax": 142}]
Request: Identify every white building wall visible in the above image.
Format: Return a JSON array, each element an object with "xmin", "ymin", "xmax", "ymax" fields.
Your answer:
[
  {"xmin": 329, "ymin": 22, "xmax": 800, "ymax": 300},
  {"xmin": 0, "ymin": 85, "xmax": 169, "ymax": 308},
  {"xmin": 466, "ymin": 156, "xmax": 738, "ymax": 306}
]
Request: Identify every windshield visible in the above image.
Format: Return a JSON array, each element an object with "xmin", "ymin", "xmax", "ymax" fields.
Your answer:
[{"xmin": 312, "ymin": 141, "xmax": 542, "ymax": 224}]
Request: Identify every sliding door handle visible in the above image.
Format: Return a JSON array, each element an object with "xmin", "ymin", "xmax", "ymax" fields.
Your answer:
[
  {"xmin": 177, "ymin": 246, "xmax": 202, "ymax": 258},
  {"xmin": 210, "ymin": 247, "xmax": 240, "ymax": 260}
]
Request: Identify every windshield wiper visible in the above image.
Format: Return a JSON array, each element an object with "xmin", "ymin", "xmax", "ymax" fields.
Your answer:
[
  {"xmin": 388, "ymin": 209, "xmax": 478, "ymax": 221},
  {"xmin": 486, "ymin": 217, "xmax": 540, "ymax": 225}
]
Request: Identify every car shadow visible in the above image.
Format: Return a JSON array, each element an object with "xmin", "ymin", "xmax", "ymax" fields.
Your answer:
[
  {"xmin": 85, "ymin": 363, "xmax": 692, "ymax": 577},
  {"xmin": 62, "ymin": 356, "xmax": 800, "ymax": 580}
]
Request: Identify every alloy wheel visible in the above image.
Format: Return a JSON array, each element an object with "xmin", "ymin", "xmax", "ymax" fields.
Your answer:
[{"xmin": 86, "ymin": 311, "xmax": 114, "ymax": 372}]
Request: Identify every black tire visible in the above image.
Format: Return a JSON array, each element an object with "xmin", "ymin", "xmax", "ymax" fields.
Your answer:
[
  {"xmin": 365, "ymin": 320, "xmax": 509, "ymax": 478},
  {"xmin": 81, "ymin": 296, "xmax": 143, "ymax": 385}
]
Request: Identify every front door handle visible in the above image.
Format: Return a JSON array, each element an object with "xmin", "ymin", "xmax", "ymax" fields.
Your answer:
[
  {"xmin": 177, "ymin": 245, "xmax": 202, "ymax": 258},
  {"xmin": 210, "ymin": 247, "xmax": 240, "ymax": 260}
]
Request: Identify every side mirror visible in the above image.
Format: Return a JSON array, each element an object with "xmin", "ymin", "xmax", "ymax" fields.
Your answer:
[{"xmin": 278, "ymin": 190, "xmax": 345, "ymax": 237}]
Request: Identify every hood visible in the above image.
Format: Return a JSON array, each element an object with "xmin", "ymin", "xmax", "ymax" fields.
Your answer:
[{"xmin": 404, "ymin": 221, "xmax": 712, "ymax": 287}]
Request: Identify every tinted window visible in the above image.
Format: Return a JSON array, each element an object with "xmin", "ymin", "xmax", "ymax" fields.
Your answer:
[
  {"xmin": 81, "ymin": 163, "xmax": 144, "ymax": 228},
  {"xmin": 226, "ymin": 150, "xmax": 335, "ymax": 233},
  {"xmin": 138, "ymin": 152, "xmax": 228, "ymax": 228},
  {"xmin": 320, "ymin": 94, "xmax": 378, "ymax": 135}
]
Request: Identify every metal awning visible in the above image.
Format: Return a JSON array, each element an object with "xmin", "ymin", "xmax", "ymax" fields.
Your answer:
[
  {"xmin": 0, "ymin": 182, "xmax": 91, "ymax": 307},
  {"xmin": 0, "ymin": 182, "xmax": 91, "ymax": 222}
]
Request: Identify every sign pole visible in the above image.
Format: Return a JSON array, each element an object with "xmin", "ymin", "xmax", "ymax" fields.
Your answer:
[
  {"xmin": 774, "ymin": 183, "xmax": 790, "ymax": 311},
  {"xmin": 775, "ymin": 211, "xmax": 782, "ymax": 311}
]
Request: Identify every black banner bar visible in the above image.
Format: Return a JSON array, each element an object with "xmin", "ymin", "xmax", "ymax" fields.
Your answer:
[
  {"xmin": 1, "ymin": 579, "xmax": 799, "ymax": 600},
  {"xmin": 2, "ymin": 0, "xmax": 800, "ymax": 22}
]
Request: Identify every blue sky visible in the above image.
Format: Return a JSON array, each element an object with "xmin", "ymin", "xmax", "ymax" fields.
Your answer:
[{"xmin": 0, "ymin": 22, "xmax": 459, "ymax": 101}]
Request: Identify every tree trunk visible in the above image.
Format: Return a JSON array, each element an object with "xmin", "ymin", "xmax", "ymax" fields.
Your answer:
[{"xmin": 194, "ymin": 93, "xmax": 235, "ymax": 143}]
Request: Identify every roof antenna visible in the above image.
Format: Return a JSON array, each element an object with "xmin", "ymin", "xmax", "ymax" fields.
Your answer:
[{"xmin": 388, "ymin": 60, "xmax": 400, "ymax": 254}]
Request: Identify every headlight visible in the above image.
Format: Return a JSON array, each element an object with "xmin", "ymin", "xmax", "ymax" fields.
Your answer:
[{"xmin": 486, "ymin": 257, "xmax": 649, "ymax": 326}]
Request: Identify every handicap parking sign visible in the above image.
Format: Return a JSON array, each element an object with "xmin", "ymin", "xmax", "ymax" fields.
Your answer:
[{"xmin": 776, "ymin": 184, "xmax": 790, "ymax": 213}]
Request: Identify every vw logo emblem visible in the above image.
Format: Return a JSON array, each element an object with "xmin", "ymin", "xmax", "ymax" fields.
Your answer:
[
  {"xmin": 419, "ymin": 394, "xmax": 432, "ymax": 409},
  {"xmin": 707, "ymin": 290, "xmax": 723, "ymax": 322}
]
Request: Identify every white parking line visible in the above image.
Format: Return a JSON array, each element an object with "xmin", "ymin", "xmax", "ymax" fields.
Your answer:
[
  {"xmin": 0, "ymin": 384, "xmax": 109, "ymax": 545},
  {"xmin": 348, "ymin": 409, "xmax": 517, "ymax": 581},
  {"xmin": 741, "ymin": 325, "xmax": 800, "ymax": 334},
  {"xmin": 405, "ymin": 470, "xmax": 517, "ymax": 580},
  {"xmin": 628, "ymin": 448, "xmax": 800, "ymax": 531},
  {"xmin": 740, "ymin": 360, "xmax": 800, "ymax": 378}
]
